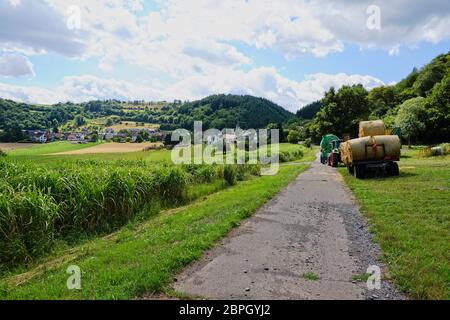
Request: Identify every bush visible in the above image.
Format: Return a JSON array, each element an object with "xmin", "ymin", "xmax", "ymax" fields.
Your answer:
[
  {"xmin": 304, "ymin": 138, "xmax": 312, "ymax": 148},
  {"xmin": 0, "ymin": 149, "xmax": 6, "ymax": 157},
  {"xmin": 287, "ymin": 130, "xmax": 301, "ymax": 144},
  {"xmin": 223, "ymin": 165, "xmax": 237, "ymax": 186},
  {"xmin": 440, "ymin": 143, "xmax": 450, "ymax": 155}
]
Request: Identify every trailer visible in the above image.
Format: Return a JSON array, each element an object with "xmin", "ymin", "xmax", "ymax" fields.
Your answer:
[
  {"xmin": 340, "ymin": 135, "xmax": 401, "ymax": 179},
  {"xmin": 347, "ymin": 159, "xmax": 399, "ymax": 179}
]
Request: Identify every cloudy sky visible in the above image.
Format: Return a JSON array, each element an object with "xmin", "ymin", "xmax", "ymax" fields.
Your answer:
[{"xmin": 0, "ymin": 0, "xmax": 449, "ymax": 112}]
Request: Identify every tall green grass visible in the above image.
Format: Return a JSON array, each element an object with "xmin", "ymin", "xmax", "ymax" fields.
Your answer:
[{"xmin": 0, "ymin": 158, "xmax": 260, "ymax": 269}]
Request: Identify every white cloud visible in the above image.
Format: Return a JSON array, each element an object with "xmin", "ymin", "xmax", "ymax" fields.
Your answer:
[
  {"xmin": 0, "ymin": 0, "xmax": 85, "ymax": 57},
  {"xmin": 0, "ymin": 70, "xmax": 384, "ymax": 111},
  {"xmin": 2, "ymin": 0, "xmax": 449, "ymax": 78},
  {"xmin": 0, "ymin": 82, "xmax": 54, "ymax": 103},
  {"xmin": 0, "ymin": 54, "xmax": 35, "ymax": 77}
]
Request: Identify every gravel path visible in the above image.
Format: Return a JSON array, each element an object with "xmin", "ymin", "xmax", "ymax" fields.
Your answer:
[{"xmin": 174, "ymin": 157, "xmax": 404, "ymax": 300}]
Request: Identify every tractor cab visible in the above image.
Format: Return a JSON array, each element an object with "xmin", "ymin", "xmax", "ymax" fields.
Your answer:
[
  {"xmin": 320, "ymin": 134, "xmax": 340, "ymax": 164},
  {"xmin": 327, "ymin": 139, "xmax": 342, "ymax": 167}
]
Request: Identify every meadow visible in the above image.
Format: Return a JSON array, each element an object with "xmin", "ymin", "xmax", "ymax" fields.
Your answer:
[{"xmin": 339, "ymin": 147, "xmax": 450, "ymax": 299}]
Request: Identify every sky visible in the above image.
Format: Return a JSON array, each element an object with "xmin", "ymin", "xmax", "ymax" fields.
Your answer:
[{"xmin": 0, "ymin": 0, "xmax": 449, "ymax": 112}]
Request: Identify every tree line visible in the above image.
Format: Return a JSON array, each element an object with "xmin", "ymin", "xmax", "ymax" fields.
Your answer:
[{"xmin": 289, "ymin": 51, "xmax": 450, "ymax": 145}]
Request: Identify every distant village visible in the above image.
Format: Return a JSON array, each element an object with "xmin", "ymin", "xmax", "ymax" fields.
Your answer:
[
  {"xmin": 22, "ymin": 126, "xmax": 263, "ymax": 147},
  {"xmin": 22, "ymin": 127, "xmax": 170, "ymax": 144}
]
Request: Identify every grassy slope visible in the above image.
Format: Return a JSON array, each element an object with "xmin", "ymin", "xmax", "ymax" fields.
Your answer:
[
  {"xmin": 1, "ymin": 164, "xmax": 307, "ymax": 299},
  {"xmin": 7, "ymin": 141, "xmax": 101, "ymax": 157},
  {"xmin": 339, "ymin": 148, "xmax": 450, "ymax": 299}
]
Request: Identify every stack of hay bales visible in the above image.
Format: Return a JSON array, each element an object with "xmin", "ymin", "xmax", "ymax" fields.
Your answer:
[{"xmin": 341, "ymin": 120, "xmax": 401, "ymax": 166}]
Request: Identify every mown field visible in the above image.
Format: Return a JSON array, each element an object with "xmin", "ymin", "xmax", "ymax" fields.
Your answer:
[
  {"xmin": 0, "ymin": 142, "xmax": 314, "ymax": 299},
  {"xmin": 339, "ymin": 147, "xmax": 450, "ymax": 299}
]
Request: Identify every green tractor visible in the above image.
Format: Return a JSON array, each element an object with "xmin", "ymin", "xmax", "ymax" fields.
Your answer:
[
  {"xmin": 320, "ymin": 134, "xmax": 340, "ymax": 165},
  {"xmin": 327, "ymin": 139, "xmax": 342, "ymax": 167}
]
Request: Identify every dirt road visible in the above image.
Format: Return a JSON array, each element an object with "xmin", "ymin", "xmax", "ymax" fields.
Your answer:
[{"xmin": 174, "ymin": 157, "xmax": 403, "ymax": 300}]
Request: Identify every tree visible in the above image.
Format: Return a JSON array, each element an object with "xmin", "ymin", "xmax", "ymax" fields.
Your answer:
[
  {"xmin": 368, "ymin": 86, "xmax": 397, "ymax": 118},
  {"xmin": 74, "ymin": 115, "xmax": 86, "ymax": 127},
  {"xmin": 310, "ymin": 85, "xmax": 370, "ymax": 140},
  {"xmin": 287, "ymin": 130, "xmax": 301, "ymax": 144},
  {"xmin": 296, "ymin": 101, "xmax": 322, "ymax": 119},
  {"xmin": 91, "ymin": 133, "xmax": 99, "ymax": 142},
  {"xmin": 135, "ymin": 135, "xmax": 144, "ymax": 143},
  {"xmin": 105, "ymin": 118, "xmax": 114, "ymax": 127},
  {"xmin": 413, "ymin": 55, "xmax": 448, "ymax": 96},
  {"xmin": 395, "ymin": 97, "xmax": 426, "ymax": 146},
  {"xmin": 423, "ymin": 73, "xmax": 450, "ymax": 142}
]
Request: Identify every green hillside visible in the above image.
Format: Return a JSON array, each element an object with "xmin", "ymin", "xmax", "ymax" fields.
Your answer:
[
  {"xmin": 0, "ymin": 95, "xmax": 293, "ymax": 142},
  {"xmin": 302, "ymin": 51, "xmax": 450, "ymax": 143}
]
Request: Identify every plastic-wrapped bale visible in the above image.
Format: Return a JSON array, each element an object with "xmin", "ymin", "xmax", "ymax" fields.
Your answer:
[
  {"xmin": 340, "ymin": 135, "xmax": 401, "ymax": 166},
  {"xmin": 359, "ymin": 120, "xmax": 386, "ymax": 137}
]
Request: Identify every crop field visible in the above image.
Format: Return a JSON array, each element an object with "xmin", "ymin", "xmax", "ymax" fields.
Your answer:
[
  {"xmin": 6, "ymin": 141, "xmax": 102, "ymax": 157},
  {"xmin": 0, "ymin": 143, "xmax": 35, "ymax": 152},
  {"xmin": 108, "ymin": 122, "xmax": 160, "ymax": 131},
  {"xmin": 339, "ymin": 147, "xmax": 450, "ymax": 299},
  {"xmin": 0, "ymin": 142, "xmax": 312, "ymax": 288},
  {"xmin": 51, "ymin": 142, "xmax": 163, "ymax": 155}
]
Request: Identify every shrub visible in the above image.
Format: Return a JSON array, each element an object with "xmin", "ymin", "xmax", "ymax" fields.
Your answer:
[
  {"xmin": 304, "ymin": 138, "xmax": 312, "ymax": 148},
  {"xmin": 440, "ymin": 143, "xmax": 450, "ymax": 155},
  {"xmin": 223, "ymin": 165, "xmax": 237, "ymax": 186}
]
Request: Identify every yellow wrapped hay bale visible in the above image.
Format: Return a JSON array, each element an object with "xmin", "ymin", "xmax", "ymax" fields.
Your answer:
[
  {"xmin": 359, "ymin": 120, "xmax": 386, "ymax": 137},
  {"xmin": 340, "ymin": 135, "xmax": 401, "ymax": 165}
]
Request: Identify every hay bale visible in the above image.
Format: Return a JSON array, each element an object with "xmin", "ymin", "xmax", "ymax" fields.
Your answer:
[
  {"xmin": 431, "ymin": 147, "xmax": 444, "ymax": 156},
  {"xmin": 359, "ymin": 120, "xmax": 386, "ymax": 138},
  {"xmin": 340, "ymin": 135, "xmax": 401, "ymax": 165}
]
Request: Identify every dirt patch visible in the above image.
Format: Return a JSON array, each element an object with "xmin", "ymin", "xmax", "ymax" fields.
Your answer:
[
  {"xmin": 0, "ymin": 143, "xmax": 35, "ymax": 151},
  {"xmin": 52, "ymin": 142, "xmax": 163, "ymax": 155}
]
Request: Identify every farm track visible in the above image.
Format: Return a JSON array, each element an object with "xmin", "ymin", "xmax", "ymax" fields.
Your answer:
[{"xmin": 173, "ymin": 157, "xmax": 404, "ymax": 300}]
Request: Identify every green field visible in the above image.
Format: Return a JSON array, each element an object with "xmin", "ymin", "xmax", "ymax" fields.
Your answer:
[
  {"xmin": 0, "ymin": 164, "xmax": 307, "ymax": 299},
  {"xmin": 6, "ymin": 141, "xmax": 102, "ymax": 157},
  {"xmin": 339, "ymin": 148, "xmax": 450, "ymax": 299},
  {"xmin": 0, "ymin": 141, "xmax": 313, "ymax": 299}
]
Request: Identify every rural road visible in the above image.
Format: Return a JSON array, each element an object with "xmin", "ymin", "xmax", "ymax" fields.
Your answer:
[{"xmin": 174, "ymin": 156, "xmax": 403, "ymax": 300}]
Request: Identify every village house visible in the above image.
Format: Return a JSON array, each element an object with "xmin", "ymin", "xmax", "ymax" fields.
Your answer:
[{"xmin": 23, "ymin": 130, "xmax": 57, "ymax": 143}]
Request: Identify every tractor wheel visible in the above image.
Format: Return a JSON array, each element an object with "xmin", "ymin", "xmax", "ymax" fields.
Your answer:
[
  {"xmin": 388, "ymin": 162, "xmax": 400, "ymax": 176},
  {"xmin": 332, "ymin": 155, "xmax": 339, "ymax": 168},
  {"xmin": 354, "ymin": 165, "xmax": 365, "ymax": 179}
]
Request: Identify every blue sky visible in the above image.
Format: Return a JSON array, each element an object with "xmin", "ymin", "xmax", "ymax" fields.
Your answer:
[{"xmin": 0, "ymin": 0, "xmax": 449, "ymax": 111}]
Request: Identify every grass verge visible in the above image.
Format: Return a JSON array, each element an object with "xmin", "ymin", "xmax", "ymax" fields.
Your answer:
[
  {"xmin": 338, "ymin": 149, "xmax": 449, "ymax": 299},
  {"xmin": 0, "ymin": 164, "xmax": 307, "ymax": 299}
]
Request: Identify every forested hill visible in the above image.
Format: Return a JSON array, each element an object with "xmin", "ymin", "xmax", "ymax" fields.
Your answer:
[
  {"xmin": 303, "ymin": 51, "xmax": 450, "ymax": 143},
  {"xmin": 0, "ymin": 94, "xmax": 294, "ymax": 140},
  {"xmin": 169, "ymin": 94, "xmax": 293, "ymax": 130}
]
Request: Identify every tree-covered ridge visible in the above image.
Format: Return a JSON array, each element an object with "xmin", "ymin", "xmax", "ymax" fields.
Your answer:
[
  {"xmin": 296, "ymin": 101, "xmax": 322, "ymax": 120},
  {"xmin": 0, "ymin": 94, "xmax": 293, "ymax": 140},
  {"xmin": 303, "ymin": 51, "xmax": 450, "ymax": 143},
  {"xmin": 168, "ymin": 94, "xmax": 293, "ymax": 130}
]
